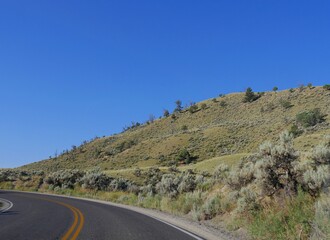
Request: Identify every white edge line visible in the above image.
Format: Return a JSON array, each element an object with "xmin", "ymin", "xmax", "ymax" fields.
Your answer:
[{"xmin": 0, "ymin": 198, "xmax": 14, "ymax": 213}]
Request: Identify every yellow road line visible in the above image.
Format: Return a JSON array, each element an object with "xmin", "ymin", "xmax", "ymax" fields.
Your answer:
[
  {"xmin": 22, "ymin": 195, "xmax": 84, "ymax": 240},
  {"xmin": 70, "ymin": 206, "xmax": 85, "ymax": 240}
]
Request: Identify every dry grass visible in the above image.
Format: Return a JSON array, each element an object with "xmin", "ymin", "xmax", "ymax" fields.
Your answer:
[{"xmin": 19, "ymin": 86, "xmax": 330, "ymax": 175}]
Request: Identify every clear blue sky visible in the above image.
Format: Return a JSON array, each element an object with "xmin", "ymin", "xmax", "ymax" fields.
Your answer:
[{"xmin": 0, "ymin": 1, "xmax": 329, "ymax": 168}]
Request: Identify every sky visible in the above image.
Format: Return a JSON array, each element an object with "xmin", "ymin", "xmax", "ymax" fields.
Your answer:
[{"xmin": 0, "ymin": 1, "xmax": 329, "ymax": 168}]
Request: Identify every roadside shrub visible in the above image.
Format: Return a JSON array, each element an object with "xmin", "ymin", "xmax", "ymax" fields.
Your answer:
[
  {"xmin": 255, "ymin": 131, "xmax": 300, "ymax": 196},
  {"xmin": 227, "ymin": 161, "xmax": 256, "ymax": 190},
  {"xmin": 201, "ymin": 195, "xmax": 222, "ymax": 219},
  {"xmin": 80, "ymin": 168, "xmax": 112, "ymax": 191},
  {"xmin": 109, "ymin": 178, "xmax": 131, "ymax": 191},
  {"xmin": 45, "ymin": 169, "xmax": 84, "ymax": 189},
  {"xmin": 155, "ymin": 174, "xmax": 179, "ymax": 198},
  {"xmin": 177, "ymin": 171, "xmax": 196, "ymax": 193},
  {"xmin": 296, "ymin": 108, "xmax": 326, "ymax": 128},
  {"xmin": 0, "ymin": 170, "xmax": 20, "ymax": 182}
]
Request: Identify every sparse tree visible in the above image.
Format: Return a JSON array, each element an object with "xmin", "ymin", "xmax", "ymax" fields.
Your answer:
[
  {"xmin": 243, "ymin": 87, "xmax": 259, "ymax": 103},
  {"xmin": 174, "ymin": 100, "xmax": 183, "ymax": 112},
  {"xmin": 273, "ymin": 86, "xmax": 278, "ymax": 92},
  {"xmin": 163, "ymin": 109, "xmax": 170, "ymax": 117}
]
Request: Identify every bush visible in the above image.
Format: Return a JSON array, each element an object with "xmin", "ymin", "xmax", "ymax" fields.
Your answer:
[
  {"xmin": 181, "ymin": 125, "xmax": 188, "ymax": 131},
  {"xmin": 176, "ymin": 149, "xmax": 192, "ymax": 164},
  {"xmin": 188, "ymin": 104, "xmax": 198, "ymax": 113},
  {"xmin": 255, "ymin": 131, "xmax": 300, "ymax": 196},
  {"xmin": 303, "ymin": 165, "xmax": 329, "ymax": 197},
  {"xmin": 174, "ymin": 100, "xmax": 183, "ymax": 112},
  {"xmin": 296, "ymin": 108, "xmax": 326, "ymax": 127},
  {"xmin": 80, "ymin": 168, "xmax": 113, "ymax": 191},
  {"xmin": 323, "ymin": 84, "xmax": 330, "ymax": 90},
  {"xmin": 243, "ymin": 87, "xmax": 260, "ymax": 103},
  {"xmin": 273, "ymin": 86, "xmax": 278, "ymax": 92},
  {"xmin": 288, "ymin": 124, "xmax": 303, "ymax": 137},
  {"xmin": 279, "ymin": 99, "xmax": 292, "ymax": 109},
  {"xmin": 213, "ymin": 164, "xmax": 229, "ymax": 182},
  {"xmin": 45, "ymin": 169, "xmax": 84, "ymax": 189},
  {"xmin": 200, "ymin": 103, "xmax": 207, "ymax": 110},
  {"xmin": 219, "ymin": 100, "xmax": 227, "ymax": 107},
  {"xmin": 310, "ymin": 137, "xmax": 330, "ymax": 165},
  {"xmin": 163, "ymin": 109, "xmax": 170, "ymax": 117}
]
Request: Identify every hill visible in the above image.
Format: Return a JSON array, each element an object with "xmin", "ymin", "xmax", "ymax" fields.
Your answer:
[{"xmin": 20, "ymin": 86, "xmax": 330, "ymax": 175}]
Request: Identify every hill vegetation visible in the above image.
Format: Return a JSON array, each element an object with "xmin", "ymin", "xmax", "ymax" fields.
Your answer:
[{"xmin": 1, "ymin": 85, "xmax": 330, "ymax": 239}]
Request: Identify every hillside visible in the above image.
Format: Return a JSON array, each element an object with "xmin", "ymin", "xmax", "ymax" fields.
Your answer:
[{"xmin": 20, "ymin": 86, "xmax": 330, "ymax": 174}]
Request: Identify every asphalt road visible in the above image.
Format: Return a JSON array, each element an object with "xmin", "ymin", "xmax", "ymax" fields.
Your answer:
[{"xmin": 0, "ymin": 191, "xmax": 203, "ymax": 240}]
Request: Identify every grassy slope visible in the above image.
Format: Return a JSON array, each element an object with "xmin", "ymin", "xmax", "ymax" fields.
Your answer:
[{"xmin": 20, "ymin": 87, "xmax": 330, "ymax": 177}]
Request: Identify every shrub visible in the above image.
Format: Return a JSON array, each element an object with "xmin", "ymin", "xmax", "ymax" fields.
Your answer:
[
  {"xmin": 176, "ymin": 149, "xmax": 192, "ymax": 164},
  {"xmin": 219, "ymin": 100, "xmax": 227, "ymax": 107},
  {"xmin": 243, "ymin": 87, "xmax": 260, "ymax": 103},
  {"xmin": 323, "ymin": 84, "xmax": 330, "ymax": 90},
  {"xmin": 155, "ymin": 174, "xmax": 179, "ymax": 198},
  {"xmin": 296, "ymin": 108, "xmax": 326, "ymax": 127},
  {"xmin": 273, "ymin": 86, "xmax": 278, "ymax": 92},
  {"xmin": 188, "ymin": 104, "xmax": 198, "ymax": 114},
  {"xmin": 212, "ymin": 98, "xmax": 217, "ymax": 103},
  {"xmin": 288, "ymin": 124, "xmax": 303, "ymax": 137},
  {"xmin": 279, "ymin": 99, "xmax": 292, "ymax": 109},
  {"xmin": 310, "ymin": 137, "xmax": 330, "ymax": 166},
  {"xmin": 174, "ymin": 100, "xmax": 183, "ymax": 112},
  {"xmin": 200, "ymin": 103, "xmax": 207, "ymax": 110},
  {"xmin": 303, "ymin": 165, "xmax": 330, "ymax": 197},
  {"xmin": 213, "ymin": 164, "xmax": 229, "ymax": 182},
  {"xmin": 307, "ymin": 83, "xmax": 313, "ymax": 89},
  {"xmin": 201, "ymin": 195, "xmax": 222, "ymax": 219},
  {"xmin": 177, "ymin": 171, "xmax": 196, "ymax": 193},
  {"xmin": 163, "ymin": 109, "xmax": 170, "ymax": 117},
  {"xmin": 45, "ymin": 169, "xmax": 84, "ymax": 189},
  {"xmin": 255, "ymin": 131, "xmax": 299, "ymax": 196},
  {"xmin": 80, "ymin": 168, "xmax": 113, "ymax": 191},
  {"xmin": 181, "ymin": 125, "xmax": 188, "ymax": 131}
]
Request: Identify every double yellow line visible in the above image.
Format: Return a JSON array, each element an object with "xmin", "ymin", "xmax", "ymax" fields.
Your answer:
[
  {"xmin": 26, "ymin": 196, "xmax": 85, "ymax": 240},
  {"xmin": 56, "ymin": 201, "xmax": 85, "ymax": 240}
]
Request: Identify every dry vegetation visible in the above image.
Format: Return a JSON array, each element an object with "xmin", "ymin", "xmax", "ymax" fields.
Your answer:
[{"xmin": 2, "ymin": 85, "xmax": 330, "ymax": 239}]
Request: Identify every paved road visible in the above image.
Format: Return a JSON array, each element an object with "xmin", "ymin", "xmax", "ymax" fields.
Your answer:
[{"xmin": 0, "ymin": 191, "xmax": 203, "ymax": 240}]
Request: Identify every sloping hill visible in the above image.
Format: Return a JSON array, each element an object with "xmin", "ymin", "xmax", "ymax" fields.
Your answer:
[{"xmin": 20, "ymin": 86, "xmax": 330, "ymax": 173}]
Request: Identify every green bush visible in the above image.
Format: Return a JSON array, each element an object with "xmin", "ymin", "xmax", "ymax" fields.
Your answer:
[
  {"xmin": 176, "ymin": 149, "xmax": 192, "ymax": 164},
  {"xmin": 288, "ymin": 124, "xmax": 303, "ymax": 137},
  {"xmin": 296, "ymin": 108, "xmax": 326, "ymax": 127},
  {"xmin": 323, "ymin": 84, "xmax": 330, "ymax": 90},
  {"xmin": 243, "ymin": 87, "xmax": 260, "ymax": 103}
]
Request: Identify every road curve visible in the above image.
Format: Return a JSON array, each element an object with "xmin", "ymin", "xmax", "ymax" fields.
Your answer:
[{"xmin": 0, "ymin": 190, "xmax": 203, "ymax": 240}]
